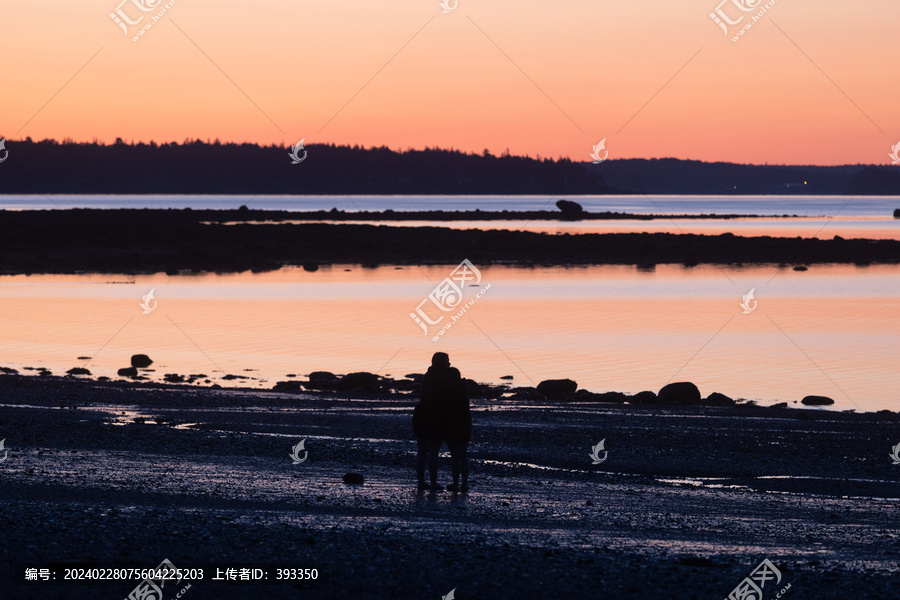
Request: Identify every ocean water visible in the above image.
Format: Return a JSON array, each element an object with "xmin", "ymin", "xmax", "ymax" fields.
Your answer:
[{"xmin": 0, "ymin": 264, "xmax": 897, "ymax": 413}]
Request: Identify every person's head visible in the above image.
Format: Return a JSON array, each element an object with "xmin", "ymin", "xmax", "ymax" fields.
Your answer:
[{"xmin": 431, "ymin": 352, "xmax": 450, "ymax": 369}]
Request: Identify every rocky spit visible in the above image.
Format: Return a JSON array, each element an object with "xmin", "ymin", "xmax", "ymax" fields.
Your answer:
[
  {"xmin": 2, "ymin": 209, "xmax": 900, "ymax": 275},
  {"xmin": 1, "ymin": 374, "xmax": 898, "ymax": 599}
]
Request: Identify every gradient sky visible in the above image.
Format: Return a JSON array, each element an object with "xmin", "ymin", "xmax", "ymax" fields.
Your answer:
[{"xmin": 2, "ymin": 0, "xmax": 899, "ymax": 165}]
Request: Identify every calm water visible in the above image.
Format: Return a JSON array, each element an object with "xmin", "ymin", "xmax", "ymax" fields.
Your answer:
[{"xmin": 1, "ymin": 264, "xmax": 897, "ymax": 412}]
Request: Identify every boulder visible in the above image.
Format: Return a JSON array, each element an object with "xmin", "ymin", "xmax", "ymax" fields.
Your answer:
[
  {"xmin": 305, "ymin": 371, "xmax": 338, "ymax": 390},
  {"xmin": 894, "ymin": 208, "xmax": 900, "ymax": 218},
  {"xmin": 704, "ymin": 392, "xmax": 736, "ymax": 406},
  {"xmin": 657, "ymin": 382, "xmax": 702, "ymax": 405},
  {"xmin": 342, "ymin": 473, "xmax": 365, "ymax": 485},
  {"xmin": 273, "ymin": 380, "xmax": 304, "ymax": 392},
  {"xmin": 66, "ymin": 367, "xmax": 91, "ymax": 376},
  {"xmin": 801, "ymin": 395, "xmax": 834, "ymax": 406},
  {"xmin": 576, "ymin": 390, "xmax": 627, "ymax": 403},
  {"xmin": 131, "ymin": 354, "xmax": 153, "ymax": 368},
  {"xmin": 337, "ymin": 372, "xmax": 380, "ymax": 392},
  {"xmin": 630, "ymin": 390, "xmax": 658, "ymax": 404},
  {"xmin": 117, "ymin": 367, "xmax": 138, "ymax": 377},
  {"xmin": 303, "ymin": 263, "xmax": 319, "ymax": 272},
  {"xmin": 556, "ymin": 199, "xmax": 584, "ymax": 218},
  {"xmin": 536, "ymin": 379, "xmax": 578, "ymax": 397},
  {"xmin": 507, "ymin": 387, "xmax": 542, "ymax": 401}
]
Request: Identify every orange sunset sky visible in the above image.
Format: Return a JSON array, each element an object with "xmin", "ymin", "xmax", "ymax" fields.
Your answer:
[{"xmin": 2, "ymin": 0, "xmax": 899, "ymax": 165}]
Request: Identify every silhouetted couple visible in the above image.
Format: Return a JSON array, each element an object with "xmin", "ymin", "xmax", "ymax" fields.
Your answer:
[{"xmin": 413, "ymin": 352, "xmax": 472, "ymax": 492}]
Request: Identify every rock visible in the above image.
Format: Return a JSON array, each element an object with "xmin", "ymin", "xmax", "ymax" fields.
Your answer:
[
  {"xmin": 500, "ymin": 375, "xmax": 514, "ymax": 380},
  {"xmin": 337, "ymin": 372, "xmax": 380, "ymax": 392},
  {"xmin": 222, "ymin": 374, "xmax": 248, "ymax": 380},
  {"xmin": 894, "ymin": 208, "xmax": 900, "ymax": 218},
  {"xmin": 704, "ymin": 392, "xmax": 736, "ymax": 406},
  {"xmin": 163, "ymin": 374, "xmax": 185, "ymax": 383},
  {"xmin": 342, "ymin": 473, "xmax": 364, "ymax": 485},
  {"xmin": 657, "ymin": 382, "xmax": 702, "ymax": 405},
  {"xmin": 505, "ymin": 387, "xmax": 540, "ymax": 400},
  {"xmin": 1, "ymin": 366, "xmax": 20, "ymax": 374},
  {"xmin": 303, "ymin": 263, "xmax": 319, "ymax": 272},
  {"xmin": 770, "ymin": 402, "xmax": 789, "ymax": 409},
  {"xmin": 464, "ymin": 379, "xmax": 501, "ymax": 399},
  {"xmin": 117, "ymin": 367, "xmax": 138, "ymax": 377},
  {"xmin": 556, "ymin": 199, "xmax": 584, "ymax": 218},
  {"xmin": 66, "ymin": 367, "xmax": 91, "ymax": 376},
  {"xmin": 630, "ymin": 390, "xmax": 658, "ymax": 404},
  {"xmin": 305, "ymin": 371, "xmax": 338, "ymax": 390},
  {"xmin": 576, "ymin": 390, "xmax": 626, "ymax": 403},
  {"xmin": 273, "ymin": 380, "xmax": 304, "ymax": 392},
  {"xmin": 536, "ymin": 379, "xmax": 578, "ymax": 396},
  {"xmin": 404, "ymin": 373, "xmax": 424, "ymax": 383},
  {"xmin": 793, "ymin": 266, "xmax": 808, "ymax": 272},
  {"xmin": 131, "ymin": 354, "xmax": 153, "ymax": 368},
  {"xmin": 801, "ymin": 395, "xmax": 834, "ymax": 406}
]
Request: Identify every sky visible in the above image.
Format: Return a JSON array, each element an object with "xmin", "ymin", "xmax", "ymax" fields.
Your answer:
[{"xmin": 2, "ymin": 0, "xmax": 899, "ymax": 165}]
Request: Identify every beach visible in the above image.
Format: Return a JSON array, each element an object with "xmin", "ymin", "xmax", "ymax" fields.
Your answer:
[{"xmin": 2, "ymin": 374, "xmax": 898, "ymax": 599}]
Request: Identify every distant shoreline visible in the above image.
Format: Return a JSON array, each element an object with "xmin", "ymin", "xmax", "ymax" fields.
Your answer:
[
  {"xmin": 1, "ymin": 208, "xmax": 900, "ymax": 274},
  {"xmin": 3, "ymin": 139, "xmax": 900, "ymax": 195}
]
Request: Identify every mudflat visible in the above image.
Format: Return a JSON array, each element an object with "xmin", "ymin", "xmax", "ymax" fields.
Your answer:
[{"xmin": 1, "ymin": 375, "xmax": 898, "ymax": 599}]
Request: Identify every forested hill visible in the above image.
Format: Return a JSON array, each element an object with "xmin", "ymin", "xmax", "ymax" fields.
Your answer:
[
  {"xmin": 0, "ymin": 139, "xmax": 619, "ymax": 196},
  {"xmin": 1, "ymin": 138, "xmax": 899, "ymax": 195}
]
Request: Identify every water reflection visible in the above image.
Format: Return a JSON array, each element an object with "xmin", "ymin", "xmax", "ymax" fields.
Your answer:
[{"xmin": 0, "ymin": 264, "xmax": 897, "ymax": 412}]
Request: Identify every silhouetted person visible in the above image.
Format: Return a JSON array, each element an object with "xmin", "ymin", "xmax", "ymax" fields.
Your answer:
[
  {"xmin": 443, "ymin": 369, "xmax": 472, "ymax": 493},
  {"xmin": 413, "ymin": 352, "xmax": 454, "ymax": 490}
]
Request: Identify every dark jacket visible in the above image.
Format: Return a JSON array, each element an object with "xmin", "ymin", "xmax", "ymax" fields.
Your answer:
[{"xmin": 413, "ymin": 366, "xmax": 471, "ymax": 442}]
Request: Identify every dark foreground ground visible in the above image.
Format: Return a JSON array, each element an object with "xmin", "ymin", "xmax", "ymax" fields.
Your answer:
[
  {"xmin": 1, "ymin": 375, "xmax": 899, "ymax": 600},
  {"xmin": 2, "ymin": 209, "xmax": 899, "ymax": 274}
]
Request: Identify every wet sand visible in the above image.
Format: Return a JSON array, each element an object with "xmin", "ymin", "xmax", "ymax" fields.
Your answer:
[{"xmin": 1, "ymin": 375, "xmax": 898, "ymax": 599}]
